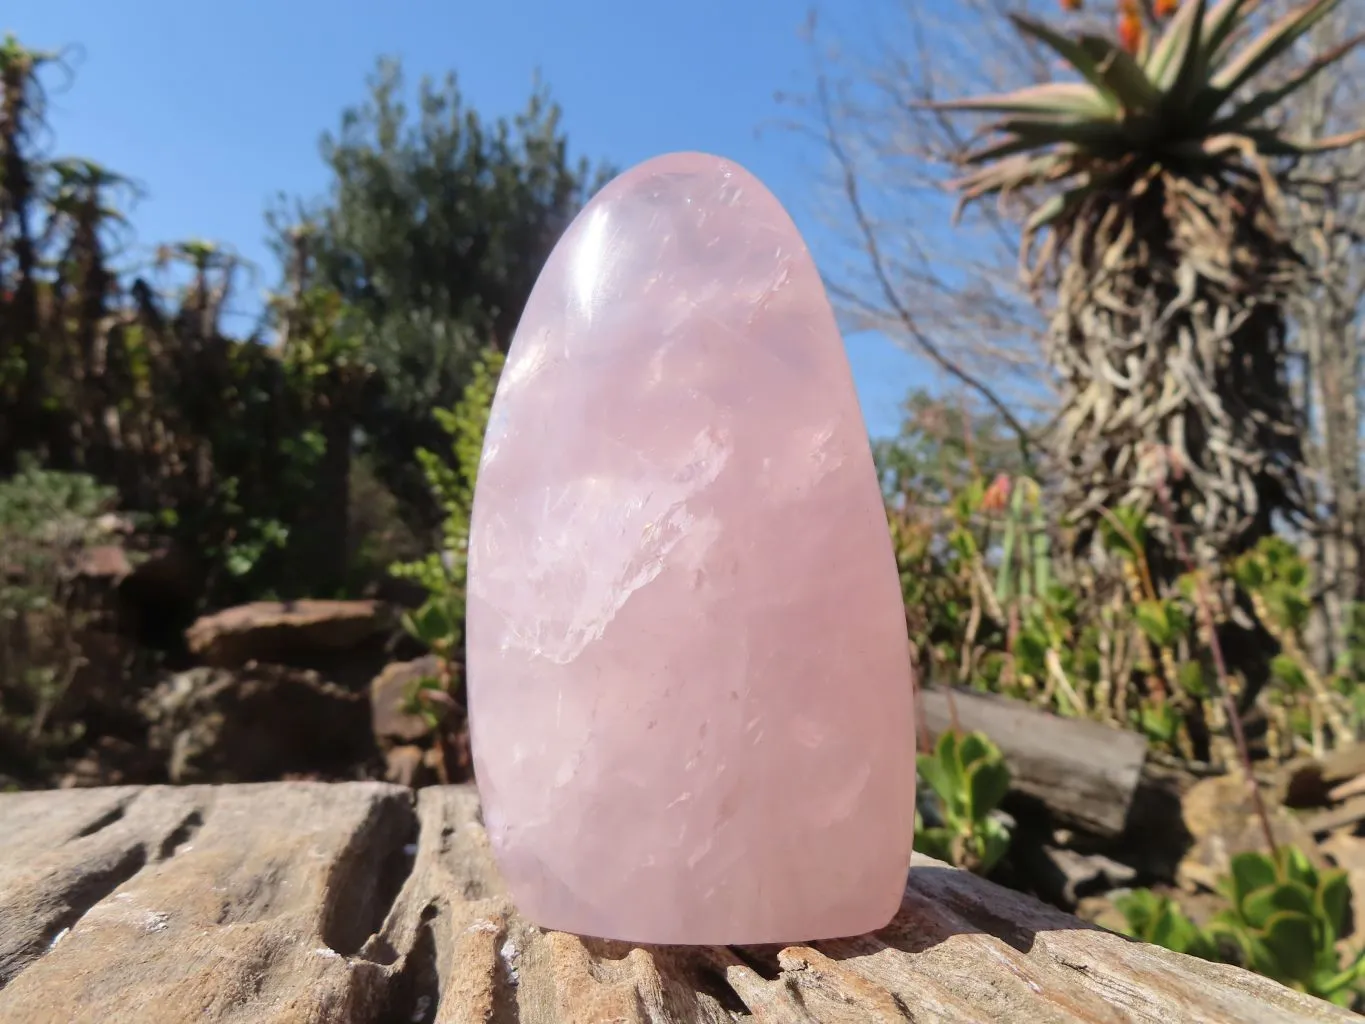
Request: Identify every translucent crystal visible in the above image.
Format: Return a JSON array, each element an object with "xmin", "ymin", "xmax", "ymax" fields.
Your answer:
[{"xmin": 466, "ymin": 152, "xmax": 915, "ymax": 944}]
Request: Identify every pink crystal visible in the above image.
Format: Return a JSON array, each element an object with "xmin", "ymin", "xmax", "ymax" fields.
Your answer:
[{"xmin": 465, "ymin": 152, "xmax": 915, "ymax": 945}]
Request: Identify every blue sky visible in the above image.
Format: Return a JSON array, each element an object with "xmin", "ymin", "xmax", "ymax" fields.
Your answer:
[{"xmin": 11, "ymin": 0, "xmax": 927, "ymax": 438}]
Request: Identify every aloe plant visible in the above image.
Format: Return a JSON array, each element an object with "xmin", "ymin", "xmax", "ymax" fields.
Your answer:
[
  {"xmin": 914, "ymin": 730, "xmax": 1012, "ymax": 875},
  {"xmin": 934, "ymin": 0, "xmax": 1364, "ymax": 576}
]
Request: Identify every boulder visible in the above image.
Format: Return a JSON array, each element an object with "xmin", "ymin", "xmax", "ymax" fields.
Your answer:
[
  {"xmin": 141, "ymin": 665, "xmax": 375, "ymax": 784},
  {"xmin": 382, "ymin": 744, "xmax": 433, "ymax": 788},
  {"xmin": 185, "ymin": 599, "xmax": 392, "ymax": 674},
  {"xmin": 369, "ymin": 656, "xmax": 443, "ymax": 747}
]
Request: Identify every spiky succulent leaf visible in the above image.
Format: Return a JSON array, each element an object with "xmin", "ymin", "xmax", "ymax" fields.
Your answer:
[
  {"xmin": 1199, "ymin": 0, "xmax": 1256, "ymax": 68},
  {"xmin": 1009, "ymin": 15, "xmax": 1124, "ymax": 111},
  {"xmin": 992, "ymin": 116, "xmax": 1132, "ymax": 151},
  {"xmin": 1147, "ymin": 0, "xmax": 1208, "ymax": 90},
  {"xmin": 931, "ymin": 81, "xmax": 1115, "ymax": 119},
  {"xmin": 1167, "ymin": 0, "xmax": 1210, "ymax": 105},
  {"xmin": 934, "ymin": 0, "xmax": 1360, "ymax": 212},
  {"xmin": 1077, "ymin": 35, "xmax": 1167, "ymax": 114},
  {"xmin": 1201, "ymin": 0, "xmax": 1346, "ymax": 119},
  {"xmin": 1215, "ymin": 33, "xmax": 1365, "ymax": 131},
  {"xmin": 1247, "ymin": 125, "xmax": 1365, "ymax": 157}
]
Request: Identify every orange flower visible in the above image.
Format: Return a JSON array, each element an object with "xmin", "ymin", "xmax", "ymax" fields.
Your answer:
[
  {"xmin": 1059, "ymin": 0, "xmax": 1083, "ymax": 10},
  {"xmin": 1118, "ymin": 11, "xmax": 1143, "ymax": 53},
  {"xmin": 1155, "ymin": 0, "xmax": 1179, "ymax": 16},
  {"xmin": 981, "ymin": 473, "xmax": 1013, "ymax": 514}
]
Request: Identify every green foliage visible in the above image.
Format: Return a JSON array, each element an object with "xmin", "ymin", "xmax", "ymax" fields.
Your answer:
[
  {"xmin": 275, "ymin": 58, "xmax": 609, "ymax": 528},
  {"xmin": 0, "ymin": 460, "xmax": 125, "ymax": 763},
  {"xmin": 914, "ymin": 730, "xmax": 1012, "ymax": 875},
  {"xmin": 391, "ymin": 346, "xmax": 504, "ymax": 623},
  {"xmin": 874, "ymin": 389, "xmax": 1025, "ymax": 507},
  {"xmin": 1210, "ymin": 848, "xmax": 1365, "ymax": 1006},
  {"xmin": 386, "ymin": 347, "xmax": 502, "ymax": 747},
  {"xmin": 876, "ymin": 414, "xmax": 1346, "ymax": 762},
  {"xmin": 1119, "ymin": 848, "xmax": 1365, "ymax": 1010},
  {"xmin": 1234, "ymin": 536, "xmax": 1362, "ymax": 752},
  {"xmin": 0, "ymin": 457, "xmax": 122, "ymax": 547},
  {"xmin": 1113, "ymin": 890, "xmax": 1219, "ymax": 961},
  {"xmin": 1236, "ymin": 537, "xmax": 1312, "ymax": 635}
]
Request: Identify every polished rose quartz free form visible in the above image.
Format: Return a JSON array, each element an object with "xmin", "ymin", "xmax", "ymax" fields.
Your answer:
[{"xmin": 465, "ymin": 152, "xmax": 915, "ymax": 945}]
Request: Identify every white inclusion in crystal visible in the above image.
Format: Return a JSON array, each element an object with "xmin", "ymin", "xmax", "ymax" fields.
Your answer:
[
  {"xmin": 687, "ymin": 834, "xmax": 715, "ymax": 869},
  {"xmin": 506, "ymin": 427, "xmax": 730, "ymax": 665},
  {"xmin": 820, "ymin": 758, "xmax": 874, "ymax": 826},
  {"xmin": 806, "ymin": 421, "xmax": 844, "ymax": 483}
]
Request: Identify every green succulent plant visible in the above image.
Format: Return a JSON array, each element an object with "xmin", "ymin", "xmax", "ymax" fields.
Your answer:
[
  {"xmin": 1208, "ymin": 848, "xmax": 1365, "ymax": 1006},
  {"xmin": 914, "ymin": 730, "xmax": 1012, "ymax": 875},
  {"xmin": 1116, "ymin": 846, "xmax": 1365, "ymax": 1008},
  {"xmin": 1114, "ymin": 889, "xmax": 1220, "ymax": 961}
]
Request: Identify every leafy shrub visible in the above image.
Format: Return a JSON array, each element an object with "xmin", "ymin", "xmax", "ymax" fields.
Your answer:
[
  {"xmin": 0, "ymin": 460, "xmax": 125, "ymax": 765},
  {"xmin": 390, "ymin": 346, "xmax": 504, "ymax": 738}
]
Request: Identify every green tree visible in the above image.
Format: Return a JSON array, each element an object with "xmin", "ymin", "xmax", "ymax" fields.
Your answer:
[{"xmin": 272, "ymin": 59, "xmax": 611, "ymax": 531}]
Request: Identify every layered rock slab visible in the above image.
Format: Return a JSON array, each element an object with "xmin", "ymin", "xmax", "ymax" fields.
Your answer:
[{"xmin": 465, "ymin": 151, "xmax": 915, "ymax": 944}]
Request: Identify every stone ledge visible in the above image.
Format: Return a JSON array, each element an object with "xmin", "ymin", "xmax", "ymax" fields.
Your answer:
[{"xmin": 0, "ymin": 782, "xmax": 1351, "ymax": 1023}]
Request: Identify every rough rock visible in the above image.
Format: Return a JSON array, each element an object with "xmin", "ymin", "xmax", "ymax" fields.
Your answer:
[
  {"xmin": 140, "ymin": 665, "xmax": 375, "ymax": 783},
  {"xmin": 383, "ymin": 745, "xmax": 432, "ymax": 789},
  {"xmin": 0, "ymin": 782, "xmax": 1354, "ymax": 1024},
  {"xmin": 1178, "ymin": 773, "xmax": 1324, "ymax": 893},
  {"xmin": 1022, "ymin": 845, "xmax": 1139, "ymax": 911},
  {"xmin": 184, "ymin": 599, "xmax": 391, "ymax": 671},
  {"xmin": 369, "ymin": 656, "xmax": 442, "ymax": 746}
]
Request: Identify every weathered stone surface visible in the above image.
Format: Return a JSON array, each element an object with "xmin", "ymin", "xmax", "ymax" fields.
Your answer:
[
  {"xmin": 1178, "ymin": 773, "xmax": 1323, "ymax": 893},
  {"xmin": 1020, "ymin": 845, "xmax": 1139, "ymax": 911},
  {"xmin": 140, "ymin": 665, "xmax": 374, "ymax": 783},
  {"xmin": 369, "ymin": 656, "xmax": 442, "ymax": 746},
  {"xmin": 466, "ymin": 151, "xmax": 916, "ymax": 944},
  {"xmin": 383, "ymin": 744, "xmax": 432, "ymax": 789},
  {"xmin": 0, "ymin": 783, "xmax": 1351, "ymax": 1023},
  {"xmin": 185, "ymin": 599, "xmax": 390, "ymax": 669}
]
